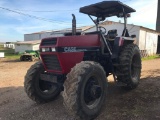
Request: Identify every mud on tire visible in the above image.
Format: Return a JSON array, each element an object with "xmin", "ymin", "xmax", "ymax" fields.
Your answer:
[
  {"xmin": 62, "ymin": 61, "xmax": 107, "ymax": 120},
  {"xmin": 118, "ymin": 44, "xmax": 142, "ymax": 89},
  {"xmin": 24, "ymin": 61, "xmax": 61, "ymax": 103}
]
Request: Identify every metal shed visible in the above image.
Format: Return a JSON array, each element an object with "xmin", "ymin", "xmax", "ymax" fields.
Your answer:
[
  {"xmin": 15, "ymin": 40, "xmax": 41, "ymax": 53},
  {"xmin": 24, "ymin": 21, "xmax": 160, "ymax": 57},
  {"xmin": 84, "ymin": 21, "xmax": 160, "ymax": 56},
  {"xmin": 4, "ymin": 42, "xmax": 15, "ymax": 49},
  {"xmin": 24, "ymin": 26, "xmax": 93, "ymax": 41}
]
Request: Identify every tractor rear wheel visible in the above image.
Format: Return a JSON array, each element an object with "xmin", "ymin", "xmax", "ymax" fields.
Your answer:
[
  {"xmin": 63, "ymin": 61, "xmax": 107, "ymax": 120},
  {"xmin": 24, "ymin": 61, "xmax": 61, "ymax": 103},
  {"xmin": 118, "ymin": 44, "xmax": 141, "ymax": 89}
]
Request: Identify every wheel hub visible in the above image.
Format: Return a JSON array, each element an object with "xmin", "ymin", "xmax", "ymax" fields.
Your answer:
[
  {"xmin": 90, "ymin": 85, "xmax": 102, "ymax": 99},
  {"xmin": 84, "ymin": 78, "xmax": 102, "ymax": 104}
]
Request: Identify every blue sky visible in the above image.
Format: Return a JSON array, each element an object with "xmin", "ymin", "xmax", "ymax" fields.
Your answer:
[{"xmin": 0, "ymin": 0, "xmax": 158, "ymax": 42}]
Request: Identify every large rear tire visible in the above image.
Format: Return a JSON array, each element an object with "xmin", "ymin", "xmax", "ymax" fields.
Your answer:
[
  {"xmin": 117, "ymin": 44, "xmax": 141, "ymax": 89},
  {"xmin": 24, "ymin": 61, "xmax": 61, "ymax": 103},
  {"xmin": 62, "ymin": 61, "xmax": 107, "ymax": 120}
]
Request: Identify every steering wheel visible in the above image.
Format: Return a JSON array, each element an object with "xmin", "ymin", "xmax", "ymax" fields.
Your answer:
[{"xmin": 98, "ymin": 26, "xmax": 106, "ymax": 34}]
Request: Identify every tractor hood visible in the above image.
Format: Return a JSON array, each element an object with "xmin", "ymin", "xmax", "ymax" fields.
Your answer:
[
  {"xmin": 40, "ymin": 34, "xmax": 101, "ymax": 53},
  {"xmin": 39, "ymin": 34, "xmax": 101, "ymax": 74}
]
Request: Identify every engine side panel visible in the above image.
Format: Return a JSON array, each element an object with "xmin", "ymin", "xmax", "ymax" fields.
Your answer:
[{"xmin": 41, "ymin": 52, "xmax": 84, "ymax": 74}]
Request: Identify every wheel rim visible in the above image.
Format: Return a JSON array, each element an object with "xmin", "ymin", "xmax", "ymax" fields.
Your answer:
[
  {"xmin": 38, "ymin": 78, "xmax": 59, "ymax": 95},
  {"xmin": 84, "ymin": 76, "xmax": 103, "ymax": 109}
]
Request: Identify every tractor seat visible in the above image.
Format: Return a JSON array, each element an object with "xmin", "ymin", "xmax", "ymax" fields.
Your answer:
[{"xmin": 105, "ymin": 29, "xmax": 117, "ymax": 41}]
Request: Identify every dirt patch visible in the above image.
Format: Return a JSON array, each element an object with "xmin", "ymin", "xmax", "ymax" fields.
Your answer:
[{"xmin": 0, "ymin": 59, "xmax": 160, "ymax": 120}]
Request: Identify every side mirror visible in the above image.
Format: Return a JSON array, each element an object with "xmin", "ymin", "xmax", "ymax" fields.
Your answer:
[
  {"xmin": 93, "ymin": 16, "xmax": 105, "ymax": 24},
  {"xmin": 118, "ymin": 13, "xmax": 123, "ymax": 17},
  {"xmin": 126, "ymin": 14, "xmax": 131, "ymax": 17},
  {"xmin": 97, "ymin": 16, "xmax": 105, "ymax": 21}
]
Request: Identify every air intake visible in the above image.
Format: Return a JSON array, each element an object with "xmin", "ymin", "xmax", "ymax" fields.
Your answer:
[
  {"xmin": 42, "ymin": 55, "xmax": 61, "ymax": 71},
  {"xmin": 41, "ymin": 38, "xmax": 57, "ymax": 46}
]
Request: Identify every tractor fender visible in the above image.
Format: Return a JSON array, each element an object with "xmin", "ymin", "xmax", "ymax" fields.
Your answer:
[{"xmin": 111, "ymin": 37, "xmax": 136, "ymax": 60}]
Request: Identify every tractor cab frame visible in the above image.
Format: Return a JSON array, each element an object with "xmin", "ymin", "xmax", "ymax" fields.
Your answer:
[
  {"xmin": 79, "ymin": 1, "xmax": 137, "ymax": 82},
  {"xmin": 80, "ymin": 1, "xmax": 135, "ymax": 37},
  {"xmin": 79, "ymin": 1, "xmax": 136, "ymax": 55}
]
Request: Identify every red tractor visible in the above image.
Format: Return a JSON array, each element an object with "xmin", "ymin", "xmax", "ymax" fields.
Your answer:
[{"xmin": 24, "ymin": 1, "xmax": 141, "ymax": 119}]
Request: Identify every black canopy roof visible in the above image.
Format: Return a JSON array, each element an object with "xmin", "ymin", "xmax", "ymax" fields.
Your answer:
[{"xmin": 79, "ymin": 1, "xmax": 136, "ymax": 17}]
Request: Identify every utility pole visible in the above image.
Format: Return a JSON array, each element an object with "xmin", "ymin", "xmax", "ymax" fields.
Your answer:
[{"xmin": 156, "ymin": 0, "xmax": 160, "ymax": 31}]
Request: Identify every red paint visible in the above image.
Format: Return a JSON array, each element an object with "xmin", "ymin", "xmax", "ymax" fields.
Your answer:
[
  {"xmin": 40, "ymin": 35, "xmax": 101, "ymax": 48},
  {"xmin": 40, "ymin": 34, "xmax": 100, "ymax": 74},
  {"xmin": 119, "ymin": 37, "xmax": 124, "ymax": 46},
  {"xmin": 58, "ymin": 52, "xmax": 84, "ymax": 73},
  {"xmin": 57, "ymin": 35, "xmax": 101, "ymax": 47}
]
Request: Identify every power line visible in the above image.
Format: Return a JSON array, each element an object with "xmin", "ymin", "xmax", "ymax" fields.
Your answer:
[
  {"xmin": 13, "ymin": 9, "xmax": 79, "ymax": 12},
  {"xmin": 0, "ymin": 6, "xmax": 82, "ymax": 25},
  {"xmin": 1, "ymin": 0, "xmax": 130, "ymax": 13},
  {"xmin": 128, "ymin": 25, "xmax": 135, "ymax": 32}
]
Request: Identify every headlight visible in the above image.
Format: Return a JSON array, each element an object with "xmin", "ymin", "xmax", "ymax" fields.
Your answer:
[
  {"xmin": 41, "ymin": 48, "xmax": 50, "ymax": 52},
  {"xmin": 51, "ymin": 48, "xmax": 56, "ymax": 52}
]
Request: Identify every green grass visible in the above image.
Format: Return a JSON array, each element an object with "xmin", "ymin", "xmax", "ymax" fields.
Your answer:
[
  {"xmin": 0, "ymin": 44, "xmax": 20, "ymax": 60},
  {"xmin": 142, "ymin": 55, "xmax": 160, "ymax": 61},
  {"xmin": 0, "ymin": 44, "xmax": 160, "ymax": 61}
]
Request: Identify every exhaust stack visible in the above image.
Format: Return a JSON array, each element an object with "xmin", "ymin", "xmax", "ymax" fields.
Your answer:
[{"xmin": 72, "ymin": 14, "xmax": 76, "ymax": 35}]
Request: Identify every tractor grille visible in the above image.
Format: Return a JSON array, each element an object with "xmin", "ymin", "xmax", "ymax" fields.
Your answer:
[
  {"xmin": 41, "ymin": 38, "xmax": 57, "ymax": 46},
  {"xmin": 42, "ymin": 55, "xmax": 61, "ymax": 71}
]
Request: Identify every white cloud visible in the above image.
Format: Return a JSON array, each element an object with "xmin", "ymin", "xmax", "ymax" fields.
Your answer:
[{"xmin": 127, "ymin": 0, "xmax": 157, "ymax": 29}]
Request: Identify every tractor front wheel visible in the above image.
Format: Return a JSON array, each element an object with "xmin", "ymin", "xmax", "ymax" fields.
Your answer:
[
  {"xmin": 24, "ymin": 61, "xmax": 61, "ymax": 103},
  {"xmin": 63, "ymin": 61, "xmax": 107, "ymax": 120}
]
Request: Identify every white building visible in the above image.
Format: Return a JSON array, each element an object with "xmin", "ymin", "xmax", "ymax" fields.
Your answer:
[
  {"xmin": 84, "ymin": 21, "xmax": 160, "ymax": 56},
  {"xmin": 24, "ymin": 26, "xmax": 93, "ymax": 41},
  {"xmin": 15, "ymin": 40, "xmax": 41, "ymax": 53},
  {"xmin": 4, "ymin": 42, "xmax": 15, "ymax": 49},
  {"xmin": 24, "ymin": 21, "xmax": 160, "ymax": 56},
  {"xmin": 0, "ymin": 52, "xmax": 4, "ymax": 58}
]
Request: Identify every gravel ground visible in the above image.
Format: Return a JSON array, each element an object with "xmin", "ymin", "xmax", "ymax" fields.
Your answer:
[{"xmin": 0, "ymin": 58, "xmax": 160, "ymax": 120}]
